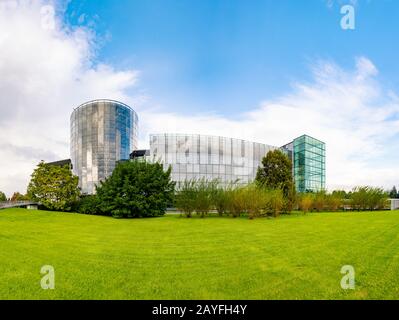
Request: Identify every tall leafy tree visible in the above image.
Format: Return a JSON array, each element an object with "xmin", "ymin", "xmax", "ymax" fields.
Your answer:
[
  {"xmin": 0, "ymin": 191, "xmax": 7, "ymax": 202},
  {"xmin": 255, "ymin": 149, "xmax": 295, "ymax": 210},
  {"xmin": 27, "ymin": 161, "xmax": 80, "ymax": 211},
  {"xmin": 389, "ymin": 186, "xmax": 398, "ymax": 199},
  {"xmin": 96, "ymin": 160, "xmax": 175, "ymax": 218}
]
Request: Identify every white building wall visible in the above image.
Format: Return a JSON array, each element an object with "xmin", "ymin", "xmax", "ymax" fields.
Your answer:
[{"xmin": 150, "ymin": 133, "xmax": 277, "ymax": 188}]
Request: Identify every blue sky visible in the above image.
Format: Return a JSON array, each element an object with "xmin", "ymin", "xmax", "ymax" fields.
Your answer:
[
  {"xmin": 0, "ymin": 0, "xmax": 398, "ymax": 195},
  {"xmin": 65, "ymin": 0, "xmax": 399, "ymax": 116}
]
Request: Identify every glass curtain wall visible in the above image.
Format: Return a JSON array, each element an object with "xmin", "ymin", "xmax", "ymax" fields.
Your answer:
[
  {"xmin": 70, "ymin": 100, "xmax": 138, "ymax": 194},
  {"xmin": 293, "ymin": 135, "xmax": 326, "ymax": 193},
  {"xmin": 150, "ymin": 133, "xmax": 275, "ymax": 188}
]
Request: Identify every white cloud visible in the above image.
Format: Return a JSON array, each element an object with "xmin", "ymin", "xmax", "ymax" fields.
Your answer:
[
  {"xmin": 0, "ymin": 0, "xmax": 139, "ymax": 197},
  {"xmin": 0, "ymin": 0, "xmax": 398, "ymax": 197}
]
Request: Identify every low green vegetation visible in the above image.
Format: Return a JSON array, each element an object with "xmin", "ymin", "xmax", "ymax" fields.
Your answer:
[
  {"xmin": 176, "ymin": 180, "xmax": 286, "ymax": 218},
  {"xmin": 175, "ymin": 181, "xmax": 390, "ymax": 219},
  {"xmin": 298, "ymin": 187, "xmax": 389, "ymax": 213},
  {"xmin": 1, "ymin": 208, "xmax": 399, "ymax": 300}
]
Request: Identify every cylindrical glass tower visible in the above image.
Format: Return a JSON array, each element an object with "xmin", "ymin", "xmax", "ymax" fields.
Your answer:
[{"xmin": 70, "ymin": 99, "xmax": 138, "ymax": 194}]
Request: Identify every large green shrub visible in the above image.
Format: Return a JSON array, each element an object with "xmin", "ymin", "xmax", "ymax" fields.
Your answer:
[
  {"xmin": 77, "ymin": 195, "xmax": 103, "ymax": 215},
  {"xmin": 96, "ymin": 160, "xmax": 175, "ymax": 218}
]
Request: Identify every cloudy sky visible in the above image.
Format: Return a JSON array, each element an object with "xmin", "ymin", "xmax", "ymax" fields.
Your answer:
[{"xmin": 0, "ymin": 0, "xmax": 398, "ymax": 197}]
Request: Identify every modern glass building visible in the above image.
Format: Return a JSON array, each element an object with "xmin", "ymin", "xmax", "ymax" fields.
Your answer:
[
  {"xmin": 149, "ymin": 133, "xmax": 276, "ymax": 187},
  {"xmin": 70, "ymin": 99, "xmax": 138, "ymax": 194},
  {"xmin": 68, "ymin": 98, "xmax": 324, "ymax": 194},
  {"xmin": 141, "ymin": 133, "xmax": 325, "ymax": 192},
  {"xmin": 283, "ymin": 135, "xmax": 326, "ymax": 193}
]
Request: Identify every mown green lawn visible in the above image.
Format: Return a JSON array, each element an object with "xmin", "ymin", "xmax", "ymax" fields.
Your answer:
[{"xmin": 1, "ymin": 208, "xmax": 399, "ymax": 300}]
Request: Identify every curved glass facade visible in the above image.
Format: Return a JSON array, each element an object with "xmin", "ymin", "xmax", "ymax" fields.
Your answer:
[
  {"xmin": 70, "ymin": 100, "xmax": 138, "ymax": 194},
  {"xmin": 150, "ymin": 133, "xmax": 276, "ymax": 187}
]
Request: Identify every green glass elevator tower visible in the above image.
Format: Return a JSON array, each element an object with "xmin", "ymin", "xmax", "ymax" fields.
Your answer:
[{"xmin": 292, "ymin": 135, "xmax": 325, "ymax": 193}]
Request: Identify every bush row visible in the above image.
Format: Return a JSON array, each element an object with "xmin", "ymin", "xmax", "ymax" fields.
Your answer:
[
  {"xmin": 175, "ymin": 179, "xmax": 289, "ymax": 219},
  {"xmin": 175, "ymin": 181, "xmax": 390, "ymax": 219},
  {"xmin": 298, "ymin": 187, "xmax": 389, "ymax": 213},
  {"xmin": 74, "ymin": 173, "xmax": 389, "ymax": 218}
]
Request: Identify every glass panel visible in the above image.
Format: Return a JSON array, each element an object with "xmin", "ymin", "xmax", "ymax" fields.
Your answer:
[
  {"xmin": 71, "ymin": 101, "xmax": 138, "ymax": 194},
  {"xmin": 293, "ymin": 135, "xmax": 326, "ymax": 193}
]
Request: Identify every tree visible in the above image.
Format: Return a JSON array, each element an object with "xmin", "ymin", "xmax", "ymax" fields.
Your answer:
[
  {"xmin": 27, "ymin": 161, "xmax": 80, "ymax": 211},
  {"xmin": 10, "ymin": 192, "xmax": 29, "ymax": 202},
  {"xmin": 0, "ymin": 191, "xmax": 6, "ymax": 202},
  {"xmin": 255, "ymin": 149, "xmax": 295, "ymax": 209},
  {"xmin": 389, "ymin": 186, "xmax": 398, "ymax": 199},
  {"xmin": 96, "ymin": 160, "xmax": 175, "ymax": 218}
]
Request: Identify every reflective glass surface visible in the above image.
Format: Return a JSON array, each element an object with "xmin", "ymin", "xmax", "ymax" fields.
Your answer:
[
  {"xmin": 71, "ymin": 100, "xmax": 138, "ymax": 194},
  {"xmin": 150, "ymin": 134, "xmax": 276, "ymax": 188},
  {"xmin": 293, "ymin": 135, "xmax": 326, "ymax": 193}
]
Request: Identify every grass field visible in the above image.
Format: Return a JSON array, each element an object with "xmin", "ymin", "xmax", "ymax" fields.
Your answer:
[{"xmin": 1, "ymin": 208, "xmax": 399, "ymax": 300}]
